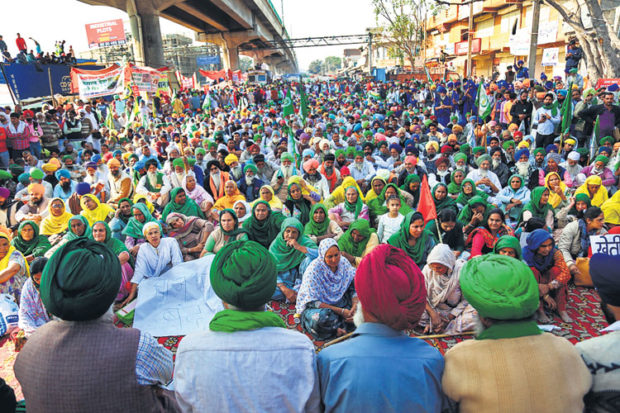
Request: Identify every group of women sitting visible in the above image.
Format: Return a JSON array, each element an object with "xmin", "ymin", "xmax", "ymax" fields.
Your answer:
[{"xmin": 2, "ymin": 171, "xmax": 617, "ymax": 342}]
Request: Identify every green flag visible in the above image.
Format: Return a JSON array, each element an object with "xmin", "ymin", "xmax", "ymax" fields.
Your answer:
[
  {"xmin": 202, "ymin": 93, "xmax": 211, "ymax": 110},
  {"xmin": 424, "ymin": 66, "xmax": 434, "ymax": 86},
  {"xmin": 475, "ymin": 82, "xmax": 493, "ymax": 120},
  {"xmin": 560, "ymin": 83, "xmax": 573, "ymax": 135},
  {"xmin": 105, "ymin": 105, "xmax": 114, "ymax": 130},
  {"xmin": 589, "ymin": 115, "xmax": 599, "ymax": 159},
  {"xmin": 282, "ymin": 87, "xmax": 294, "ymax": 118},
  {"xmin": 298, "ymin": 81, "xmax": 309, "ymax": 125}
]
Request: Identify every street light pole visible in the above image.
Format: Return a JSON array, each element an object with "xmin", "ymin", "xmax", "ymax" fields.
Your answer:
[
  {"xmin": 528, "ymin": 0, "xmax": 541, "ymax": 79},
  {"xmin": 466, "ymin": 0, "xmax": 473, "ymax": 77}
]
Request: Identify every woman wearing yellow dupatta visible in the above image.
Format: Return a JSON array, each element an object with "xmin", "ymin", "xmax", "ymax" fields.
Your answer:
[
  {"xmin": 0, "ymin": 232, "xmax": 30, "ymax": 302},
  {"xmin": 212, "ymin": 180, "xmax": 246, "ymax": 217},
  {"xmin": 80, "ymin": 194, "xmax": 115, "ymax": 226},
  {"xmin": 544, "ymin": 172, "xmax": 569, "ymax": 209},
  {"xmin": 251, "ymin": 185, "xmax": 284, "ymax": 211},
  {"xmin": 575, "ymin": 175, "xmax": 609, "ymax": 207},
  {"xmin": 132, "ymin": 193, "xmax": 155, "ymax": 214},
  {"xmin": 40, "ymin": 198, "xmax": 73, "ymax": 238},
  {"xmin": 324, "ymin": 176, "xmax": 364, "ymax": 209}
]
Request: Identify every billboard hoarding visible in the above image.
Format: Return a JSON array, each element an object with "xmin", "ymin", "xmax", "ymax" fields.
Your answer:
[{"xmin": 85, "ymin": 19, "xmax": 127, "ymax": 48}]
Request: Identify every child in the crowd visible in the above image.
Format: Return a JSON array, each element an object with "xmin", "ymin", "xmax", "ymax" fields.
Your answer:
[{"xmin": 377, "ymin": 196, "xmax": 405, "ymax": 243}]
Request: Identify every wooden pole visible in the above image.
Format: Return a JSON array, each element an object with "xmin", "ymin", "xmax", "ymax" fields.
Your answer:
[{"xmin": 48, "ymin": 67, "xmax": 57, "ymax": 106}]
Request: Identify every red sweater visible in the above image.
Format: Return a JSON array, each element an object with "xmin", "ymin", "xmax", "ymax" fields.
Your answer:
[{"xmin": 0, "ymin": 127, "xmax": 7, "ymax": 152}]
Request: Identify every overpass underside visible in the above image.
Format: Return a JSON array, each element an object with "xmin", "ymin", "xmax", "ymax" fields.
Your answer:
[{"xmin": 78, "ymin": 0, "xmax": 298, "ymax": 73}]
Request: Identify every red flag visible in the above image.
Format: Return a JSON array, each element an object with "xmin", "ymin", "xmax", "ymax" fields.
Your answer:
[{"xmin": 417, "ymin": 175, "xmax": 437, "ymax": 223}]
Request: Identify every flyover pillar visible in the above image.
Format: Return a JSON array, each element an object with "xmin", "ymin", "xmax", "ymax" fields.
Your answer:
[{"xmin": 127, "ymin": 1, "xmax": 165, "ymax": 68}]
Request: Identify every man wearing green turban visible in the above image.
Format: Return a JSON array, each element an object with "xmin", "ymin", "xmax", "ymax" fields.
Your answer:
[
  {"xmin": 175, "ymin": 240, "xmax": 320, "ymax": 412},
  {"xmin": 15, "ymin": 238, "xmax": 179, "ymax": 412},
  {"xmin": 442, "ymin": 254, "xmax": 592, "ymax": 412}
]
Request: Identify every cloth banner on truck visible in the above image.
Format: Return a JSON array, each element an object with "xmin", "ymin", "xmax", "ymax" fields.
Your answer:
[{"xmin": 70, "ymin": 64, "xmax": 125, "ymax": 100}]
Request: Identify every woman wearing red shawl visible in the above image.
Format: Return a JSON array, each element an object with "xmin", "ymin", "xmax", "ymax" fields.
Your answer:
[{"xmin": 466, "ymin": 208, "xmax": 514, "ymax": 258}]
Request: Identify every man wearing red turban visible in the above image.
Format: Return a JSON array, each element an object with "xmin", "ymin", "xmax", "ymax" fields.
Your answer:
[{"xmin": 317, "ymin": 244, "xmax": 445, "ymax": 412}]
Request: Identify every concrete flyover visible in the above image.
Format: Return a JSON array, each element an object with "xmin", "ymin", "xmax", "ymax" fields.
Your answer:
[{"xmin": 77, "ymin": 0, "xmax": 298, "ymax": 73}]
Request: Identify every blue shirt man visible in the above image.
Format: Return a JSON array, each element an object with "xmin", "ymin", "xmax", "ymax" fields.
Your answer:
[{"xmin": 317, "ymin": 244, "xmax": 446, "ymax": 413}]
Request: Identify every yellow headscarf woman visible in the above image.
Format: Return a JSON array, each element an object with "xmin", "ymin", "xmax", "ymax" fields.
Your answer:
[
  {"xmin": 0, "ymin": 232, "xmax": 29, "ymax": 299},
  {"xmin": 133, "ymin": 193, "xmax": 155, "ymax": 214},
  {"xmin": 251, "ymin": 185, "xmax": 284, "ymax": 211},
  {"xmin": 544, "ymin": 171, "xmax": 568, "ymax": 209},
  {"xmin": 40, "ymin": 198, "xmax": 73, "ymax": 236},
  {"xmin": 602, "ymin": 190, "xmax": 620, "ymax": 225},
  {"xmin": 575, "ymin": 175, "xmax": 609, "ymax": 207},
  {"xmin": 288, "ymin": 176, "xmax": 321, "ymax": 200},
  {"xmin": 80, "ymin": 194, "xmax": 115, "ymax": 226},
  {"xmin": 325, "ymin": 176, "xmax": 364, "ymax": 209},
  {"xmin": 213, "ymin": 180, "xmax": 246, "ymax": 212}
]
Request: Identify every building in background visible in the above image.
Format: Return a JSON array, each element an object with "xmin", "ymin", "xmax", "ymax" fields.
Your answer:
[
  {"xmin": 78, "ymin": 32, "xmax": 221, "ymax": 80},
  {"xmin": 424, "ymin": 0, "xmax": 618, "ymax": 79}
]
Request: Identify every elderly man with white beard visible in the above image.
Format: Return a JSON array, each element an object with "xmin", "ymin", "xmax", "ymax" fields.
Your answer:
[
  {"xmin": 489, "ymin": 147, "xmax": 511, "ymax": 187},
  {"xmin": 272, "ymin": 152, "xmax": 299, "ymax": 202},
  {"xmin": 136, "ymin": 159, "xmax": 172, "ymax": 208},
  {"xmin": 168, "ymin": 157, "xmax": 191, "ymax": 189},
  {"xmin": 466, "ymin": 154, "xmax": 502, "ymax": 196},
  {"xmin": 349, "ymin": 151, "xmax": 375, "ymax": 192},
  {"xmin": 511, "ymin": 148, "xmax": 539, "ymax": 189},
  {"xmin": 560, "ymin": 151, "xmax": 584, "ymax": 188}
]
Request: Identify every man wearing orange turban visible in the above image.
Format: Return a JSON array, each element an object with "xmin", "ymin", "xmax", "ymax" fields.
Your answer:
[{"xmin": 16, "ymin": 184, "xmax": 49, "ymax": 224}]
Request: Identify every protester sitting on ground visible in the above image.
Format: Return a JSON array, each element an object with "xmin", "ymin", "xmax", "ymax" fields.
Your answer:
[
  {"xmin": 11, "ymin": 220, "xmax": 51, "ymax": 262},
  {"xmin": 555, "ymin": 193, "xmax": 591, "ymax": 229},
  {"xmin": 182, "ymin": 174, "xmax": 213, "ymax": 215},
  {"xmin": 376, "ymin": 195, "xmax": 405, "ymax": 243},
  {"xmin": 420, "ymin": 244, "xmax": 475, "ymax": 335},
  {"xmin": 328, "ymin": 186, "xmax": 369, "ymax": 230},
  {"xmin": 201, "ymin": 209, "xmax": 248, "ymax": 255},
  {"xmin": 366, "ymin": 183, "xmax": 412, "ymax": 226},
  {"xmin": 517, "ymin": 186, "xmax": 554, "ymax": 230},
  {"xmin": 17, "ymin": 256, "xmax": 49, "ymax": 337},
  {"xmin": 426, "ymin": 209, "xmax": 465, "ymax": 258},
  {"xmin": 211, "ymin": 180, "xmax": 245, "ymax": 218},
  {"xmin": 493, "ymin": 235, "xmax": 522, "ymax": 259},
  {"xmin": 601, "ymin": 190, "xmax": 620, "ymax": 228},
  {"xmin": 0, "ymin": 231, "xmax": 29, "ymax": 303},
  {"xmin": 466, "ymin": 208, "xmax": 514, "ymax": 258},
  {"xmin": 338, "ymin": 219, "xmax": 379, "ymax": 267},
  {"xmin": 243, "ymin": 201, "xmax": 286, "ymax": 248},
  {"xmin": 175, "ymin": 240, "xmax": 320, "ymax": 412},
  {"xmin": 232, "ymin": 199, "xmax": 250, "ymax": 223},
  {"xmin": 558, "ymin": 206, "xmax": 607, "ymax": 280},
  {"xmin": 317, "ymin": 244, "xmax": 445, "ymax": 412},
  {"xmin": 251, "ymin": 184, "xmax": 283, "ymax": 211},
  {"xmin": 15, "ymin": 238, "xmax": 179, "ymax": 412},
  {"xmin": 388, "ymin": 211, "xmax": 436, "ymax": 268},
  {"xmin": 161, "ymin": 187, "xmax": 205, "ymax": 222},
  {"xmin": 575, "ymin": 253, "xmax": 620, "ymax": 413},
  {"xmin": 457, "ymin": 196, "xmax": 488, "ymax": 235},
  {"xmin": 165, "ymin": 212, "xmax": 212, "ymax": 261},
  {"xmin": 442, "ymin": 254, "xmax": 591, "ymax": 412},
  {"xmin": 523, "ymin": 229, "xmax": 573, "ymax": 323},
  {"xmin": 15, "ymin": 183, "xmax": 49, "ymax": 224},
  {"xmin": 108, "ymin": 197, "xmax": 133, "ymax": 241},
  {"xmin": 80, "ymin": 193, "xmax": 114, "ymax": 226},
  {"xmin": 39, "ymin": 197, "xmax": 72, "ymax": 242},
  {"xmin": 121, "ymin": 222, "xmax": 183, "ymax": 307},
  {"xmin": 496, "ymin": 174, "xmax": 530, "ymax": 227},
  {"xmin": 268, "ymin": 217, "xmax": 317, "ymax": 303},
  {"xmin": 282, "ymin": 180, "xmax": 319, "ymax": 225},
  {"xmin": 574, "ymin": 175, "xmax": 609, "ymax": 207},
  {"xmin": 296, "ymin": 238, "xmax": 357, "ymax": 340},
  {"xmin": 91, "ymin": 221, "xmax": 133, "ymax": 303},
  {"xmin": 303, "ymin": 203, "xmax": 343, "ymax": 245},
  {"xmin": 122, "ymin": 203, "xmax": 157, "ymax": 256}
]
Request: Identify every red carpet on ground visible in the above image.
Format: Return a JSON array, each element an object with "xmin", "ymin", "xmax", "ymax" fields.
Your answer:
[{"xmin": 0, "ymin": 286, "xmax": 609, "ymax": 400}]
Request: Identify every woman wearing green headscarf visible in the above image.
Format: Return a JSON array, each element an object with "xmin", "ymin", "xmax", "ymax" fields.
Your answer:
[
  {"xmin": 12, "ymin": 221, "xmax": 51, "ymax": 262},
  {"xmin": 400, "ymin": 174, "xmax": 421, "ymax": 208},
  {"xmin": 556, "ymin": 193, "xmax": 591, "ymax": 229},
  {"xmin": 91, "ymin": 221, "xmax": 134, "ymax": 302},
  {"xmin": 328, "ymin": 186, "xmax": 369, "ymax": 230},
  {"xmin": 447, "ymin": 169, "xmax": 466, "ymax": 199},
  {"xmin": 243, "ymin": 201, "xmax": 286, "ymax": 248},
  {"xmin": 496, "ymin": 174, "xmax": 531, "ymax": 227},
  {"xmin": 268, "ymin": 217, "xmax": 317, "ymax": 303},
  {"xmin": 122, "ymin": 203, "xmax": 157, "ymax": 257},
  {"xmin": 161, "ymin": 187, "xmax": 205, "ymax": 221},
  {"xmin": 201, "ymin": 209, "xmax": 248, "ymax": 255},
  {"xmin": 388, "ymin": 211, "xmax": 435, "ymax": 268},
  {"xmin": 517, "ymin": 186, "xmax": 554, "ymax": 230},
  {"xmin": 43, "ymin": 215, "xmax": 93, "ymax": 259},
  {"xmin": 304, "ymin": 203, "xmax": 343, "ymax": 244},
  {"xmin": 457, "ymin": 195, "xmax": 488, "ymax": 234},
  {"xmin": 109, "ymin": 197, "xmax": 133, "ymax": 242},
  {"xmin": 367, "ymin": 183, "xmax": 413, "ymax": 225},
  {"xmin": 493, "ymin": 235, "xmax": 523, "ymax": 260},
  {"xmin": 456, "ymin": 178, "xmax": 489, "ymax": 209},
  {"xmin": 338, "ymin": 219, "xmax": 379, "ymax": 267},
  {"xmin": 431, "ymin": 183, "xmax": 458, "ymax": 215}
]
